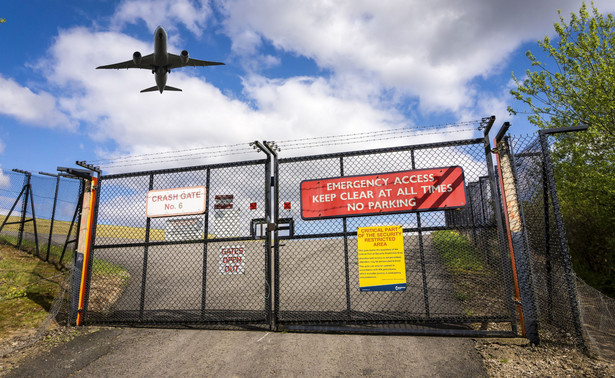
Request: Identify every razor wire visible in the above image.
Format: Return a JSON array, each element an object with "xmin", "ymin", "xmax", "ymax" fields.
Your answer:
[{"xmin": 88, "ymin": 119, "xmax": 484, "ymax": 170}]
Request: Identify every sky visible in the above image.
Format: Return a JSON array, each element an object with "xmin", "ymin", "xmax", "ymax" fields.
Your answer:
[{"xmin": 1, "ymin": 0, "xmax": 614, "ymax": 175}]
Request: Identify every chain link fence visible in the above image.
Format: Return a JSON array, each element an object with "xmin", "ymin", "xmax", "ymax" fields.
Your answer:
[
  {"xmin": 510, "ymin": 133, "xmax": 615, "ymax": 358},
  {"xmin": 85, "ymin": 160, "xmax": 272, "ymax": 326},
  {"xmin": 0, "ymin": 169, "xmax": 81, "ymax": 357},
  {"xmin": 0, "ymin": 169, "xmax": 82, "ymax": 265},
  {"xmin": 275, "ymin": 138, "xmax": 519, "ymax": 335}
]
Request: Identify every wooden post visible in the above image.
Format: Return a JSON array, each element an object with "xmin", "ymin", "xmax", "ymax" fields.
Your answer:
[{"xmin": 72, "ymin": 176, "xmax": 97, "ymax": 326}]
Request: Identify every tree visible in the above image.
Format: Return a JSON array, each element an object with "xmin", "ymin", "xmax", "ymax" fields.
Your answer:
[{"xmin": 509, "ymin": 2, "xmax": 615, "ymax": 297}]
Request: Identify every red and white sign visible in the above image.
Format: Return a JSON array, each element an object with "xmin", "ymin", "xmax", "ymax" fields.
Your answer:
[
  {"xmin": 219, "ymin": 246, "xmax": 245, "ymax": 274},
  {"xmin": 146, "ymin": 186, "xmax": 206, "ymax": 218},
  {"xmin": 300, "ymin": 167, "xmax": 466, "ymax": 219}
]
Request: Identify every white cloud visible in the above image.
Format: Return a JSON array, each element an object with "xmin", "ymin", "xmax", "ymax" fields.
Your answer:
[
  {"xmin": 111, "ymin": 0, "xmax": 212, "ymax": 36},
  {"xmin": 219, "ymin": 0, "xmax": 615, "ymax": 115},
  {"xmin": 0, "ymin": 165, "xmax": 9, "ymax": 189},
  {"xmin": 0, "ymin": 75, "xmax": 75, "ymax": 129},
  {"xmin": 39, "ymin": 28, "xmax": 415, "ymax": 171}
]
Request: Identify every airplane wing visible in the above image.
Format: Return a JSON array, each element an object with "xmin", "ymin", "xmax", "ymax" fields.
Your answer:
[
  {"xmin": 96, "ymin": 54, "xmax": 155, "ymax": 70},
  {"xmin": 167, "ymin": 53, "xmax": 225, "ymax": 69}
]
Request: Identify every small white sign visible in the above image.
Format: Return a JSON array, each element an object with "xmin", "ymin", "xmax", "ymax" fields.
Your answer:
[
  {"xmin": 219, "ymin": 246, "xmax": 245, "ymax": 274},
  {"xmin": 146, "ymin": 186, "xmax": 207, "ymax": 218}
]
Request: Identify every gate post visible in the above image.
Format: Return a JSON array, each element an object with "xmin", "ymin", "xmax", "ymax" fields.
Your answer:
[
  {"xmin": 481, "ymin": 117, "xmax": 520, "ymax": 336},
  {"xmin": 494, "ymin": 128, "xmax": 539, "ymax": 344},
  {"xmin": 62, "ymin": 165, "xmax": 100, "ymax": 326},
  {"xmin": 253, "ymin": 141, "xmax": 278, "ymax": 330}
]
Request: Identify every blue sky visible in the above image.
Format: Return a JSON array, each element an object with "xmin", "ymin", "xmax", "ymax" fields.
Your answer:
[{"xmin": 1, "ymin": 0, "xmax": 614, "ymax": 175}]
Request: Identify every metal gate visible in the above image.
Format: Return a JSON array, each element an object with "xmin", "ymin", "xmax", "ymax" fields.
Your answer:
[
  {"xmin": 84, "ymin": 158, "xmax": 273, "ymax": 326},
  {"xmin": 81, "ymin": 121, "xmax": 530, "ymax": 338},
  {"xmin": 272, "ymin": 135, "xmax": 520, "ymax": 337}
]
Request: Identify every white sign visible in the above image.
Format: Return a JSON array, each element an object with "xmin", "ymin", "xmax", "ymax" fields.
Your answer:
[
  {"xmin": 219, "ymin": 246, "xmax": 245, "ymax": 274},
  {"xmin": 146, "ymin": 186, "xmax": 207, "ymax": 218}
]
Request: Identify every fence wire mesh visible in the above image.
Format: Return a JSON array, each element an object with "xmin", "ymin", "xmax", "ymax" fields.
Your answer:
[
  {"xmin": 509, "ymin": 134, "xmax": 615, "ymax": 356},
  {"xmin": 275, "ymin": 139, "xmax": 518, "ymax": 335},
  {"xmin": 0, "ymin": 170, "xmax": 82, "ymax": 265},
  {"xmin": 86, "ymin": 160, "xmax": 271, "ymax": 326}
]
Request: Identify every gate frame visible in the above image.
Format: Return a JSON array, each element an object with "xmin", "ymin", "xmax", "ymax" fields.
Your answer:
[
  {"xmin": 73, "ymin": 119, "xmax": 557, "ymax": 342},
  {"xmin": 266, "ymin": 116, "xmax": 521, "ymax": 337}
]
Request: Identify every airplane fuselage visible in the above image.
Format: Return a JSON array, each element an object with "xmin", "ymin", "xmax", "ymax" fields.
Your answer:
[{"xmin": 153, "ymin": 26, "xmax": 169, "ymax": 92}]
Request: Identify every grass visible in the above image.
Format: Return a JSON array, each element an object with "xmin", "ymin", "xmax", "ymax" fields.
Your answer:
[
  {"xmin": 432, "ymin": 230, "xmax": 493, "ymax": 310},
  {"xmin": 0, "ymin": 244, "xmax": 68, "ymax": 340},
  {"xmin": 432, "ymin": 230, "xmax": 485, "ymax": 274},
  {"xmin": 0, "ymin": 235, "xmax": 130, "ymax": 340}
]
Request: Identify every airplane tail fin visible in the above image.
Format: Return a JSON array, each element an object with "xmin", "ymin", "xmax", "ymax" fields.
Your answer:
[{"xmin": 139, "ymin": 85, "xmax": 183, "ymax": 93}]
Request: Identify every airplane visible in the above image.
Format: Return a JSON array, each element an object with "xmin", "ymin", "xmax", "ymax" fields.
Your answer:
[{"xmin": 96, "ymin": 26, "xmax": 224, "ymax": 93}]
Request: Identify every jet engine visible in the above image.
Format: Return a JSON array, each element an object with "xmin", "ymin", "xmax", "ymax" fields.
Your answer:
[
  {"xmin": 180, "ymin": 50, "xmax": 190, "ymax": 64},
  {"xmin": 133, "ymin": 51, "xmax": 142, "ymax": 65}
]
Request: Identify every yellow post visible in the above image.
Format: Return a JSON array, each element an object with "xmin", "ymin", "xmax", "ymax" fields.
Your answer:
[{"xmin": 75, "ymin": 176, "xmax": 97, "ymax": 326}]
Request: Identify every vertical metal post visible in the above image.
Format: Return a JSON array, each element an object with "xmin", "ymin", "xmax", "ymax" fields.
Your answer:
[
  {"xmin": 481, "ymin": 116, "xmax": 519, "ymax": 335},
  {"xmin": 264, "ymin": 150, "xmax": 273, "ymax": 328},
  {"xmin": 18, "ymin": 173, "xmax": 30, "ymax": 249},
  {"xmin": 467, "ymin": 184, "xmax": 478, "ymax": 248},
  {"xmin": 340, "ymin": 157, "xmax": 352, "ymax": 321},
  {"xmin": 253, "ymin": 141, "xmax": 275, "ymax": 328},
  {"xmin": 411, "ymin": 149, "xmax": 431, "ymax": 319},
  {"xmin": 27, "ymin": 179, "xmax": 40, "ymax": 257},
  {"xmin": 201, "ymin": 168, "xmax": 211, "ymax": 321},
  {"xmin": 61, "ymin": 179, "xmax": 85, "ymax": 264},
  {"xmin": 139, "ymin": 173, "xmax": 155, "ymax": 322},
  {"xmin": 264, "ymin": 141, "xmax": 280, "ymax": 331},
  {"xmin": 45, "ymin": 175, "xmax": 61, "ymax": 261},
  {"xmin": 478, "ymin": 177, "xmax": 489, "ymax": 264},
  {"xmin": 497, "ymin": 135, "xmax": 538, "ymax": 344}
]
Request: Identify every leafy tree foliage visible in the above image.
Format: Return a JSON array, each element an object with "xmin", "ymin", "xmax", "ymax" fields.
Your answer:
[{"xmin": 509, "ymin": 3, "xmax": 615, "ymax": 297}]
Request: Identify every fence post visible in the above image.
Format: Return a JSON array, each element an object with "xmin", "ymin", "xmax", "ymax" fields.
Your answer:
[
  {"xmin": 253, "ymin": 141, "xmax": 277, "ymax": 330},
  {"xmin": 62, "ymin": 165, "xmax": 99, "ymax": 326},
  {"xmin": 17, "ymin": 171, "xmax": 30, "ymax": 249},
  {"xmin": 495, "ymin": 133, "xmax": 539, "ymax": 344},
  {"xmin": 339, "ymin": 156, "xmax": 353, "ymax": 321},
  {"xmin": 139, "ymin": 173, "xmax": 154, "ymax": 322},
  {"xmin": 411, "ymin": 148, "xmax": 431, "ymax": 319},
  {"xmin": 481, "ymin": 117, "xmax": 520, "ymax": 336},
  {"xmin": 60, "ymin": 178, "xmax": 84, "ymax": 265}
]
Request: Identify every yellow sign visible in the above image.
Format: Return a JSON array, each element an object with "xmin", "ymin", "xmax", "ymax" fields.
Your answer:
[{"xmin": 357, "ymin": 225, "xmax": 406, "ymax": 291}]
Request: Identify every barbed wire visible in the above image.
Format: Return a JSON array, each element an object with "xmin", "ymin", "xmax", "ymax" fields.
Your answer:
[
  {"xmin": 277, "ymin": 120, "xmax": 481, "ymax": 147},
  {"xmin": 279, "ymin": 127, "xmax": 477, "ymax": 151},
  {"xmin": 92, "ymin": 120, "xmax": 483, "ymax": 169},
  {"xmin": 90, "ymin": 142, "xmax": 251, "ymax": 164}
]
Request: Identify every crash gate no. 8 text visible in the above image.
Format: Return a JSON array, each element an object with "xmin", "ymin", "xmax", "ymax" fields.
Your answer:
[{"xmin": 300, "ymin": 167, "xmax": 466, "ymax": 219}]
